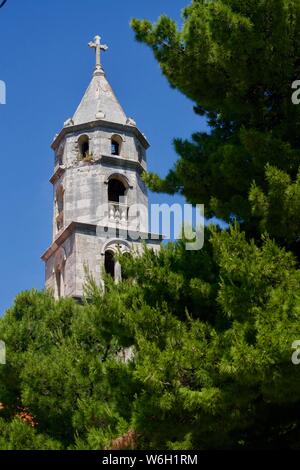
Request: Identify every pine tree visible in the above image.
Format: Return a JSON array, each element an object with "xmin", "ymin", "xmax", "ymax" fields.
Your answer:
[{"xmin": 132, "ymin": 0, "xmax": 300, "ymax": 250}]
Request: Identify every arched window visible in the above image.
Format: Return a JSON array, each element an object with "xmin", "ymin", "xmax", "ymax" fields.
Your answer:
[
  {"xmin": 56, "ymin": 185, "xmax": 64, "ymax": 231},
  {"xmin": 78, "ymin": 135, "xmax": 90, "ymax": 158},
  {"xmin": 55, "ymin": 263, "xmax": 65, "ymax": 298},
  {"xmin": 54, "ymin": 248, "xmax": 66, "ymax": 299},
  {"xmin": 104, "ymin": 250, "xmax": 115, "ymax": 278},
  {"xmin": 102, "ymin": 240, "xmax": 131, "ymax": 282},
  {"xmin": 108, "ymin": 178, "xmax": 126, "ymax": 203},
  {"xmin": 56, "ymin": 147, "xmax": 64, "ymax": 166},
  {"xmin": 111, "ymin": 134, "xmax": 122, "ymax": 156},
  {"xmin": 137, "ymin": 145, "xmax": 143, "ymax": 163},
  {"xmin": 55, "ymin": 268, "xmax": 63, "ymax": 298}
]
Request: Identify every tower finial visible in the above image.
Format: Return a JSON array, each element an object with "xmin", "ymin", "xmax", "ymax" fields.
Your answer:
[{"xmin": 88, "ymin": 35, "xmax": 108, "ymax": 74}]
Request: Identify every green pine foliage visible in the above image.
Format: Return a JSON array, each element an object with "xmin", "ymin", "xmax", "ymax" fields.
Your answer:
[
  {"xmin": 0, "ymin": 418, "xmax": 62, "ymax": 450},
  {"xmin": 132, "ymin": 0, "xmax": 300, "ymax": 245},
  {"xmin": 1, "ymin": 229, "xmax": 300, "ymax": 449},
  {"xmin": 1, "ymin": 0, "xmax": 300, "ymax": 449}
]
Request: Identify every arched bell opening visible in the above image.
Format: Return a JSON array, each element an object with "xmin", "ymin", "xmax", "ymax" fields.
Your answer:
[
  {"xmin": 55, "ymin": 185, "xmax": 64, "ymax": 232},
  {"xmin": 108, "ymin": 178, "xmax": 126, "ymax": 203},
  {"xmin": 111, "ymin": 134, "xmax": 123, "ymax": 156},
  {"xmin": 78, "ymin": 134, "xmax": 90, "ymax": 159},
  {"xmin": 107, "ymin": 177, "xmax": 129, "ymax": 223}
]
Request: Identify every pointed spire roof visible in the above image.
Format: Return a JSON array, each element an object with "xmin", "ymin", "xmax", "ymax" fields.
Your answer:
[
  {"xmin": 72, "ymin": 69, "xmax": 127, "ymax": 126},
  {"xmin": 72, "ymin": 35, "xmax": 127, "ymax": 126},
  {"xmin": 52, "ymin": 35, "xmax": 150, "ymax": 150}
]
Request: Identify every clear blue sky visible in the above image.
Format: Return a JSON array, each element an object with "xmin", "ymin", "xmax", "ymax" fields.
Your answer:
[{"xmin": 0, "ymin": 0, "xmax": 207, "ymax": 313}]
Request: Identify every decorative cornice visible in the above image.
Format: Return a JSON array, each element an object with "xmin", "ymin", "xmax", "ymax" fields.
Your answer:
[
  {"xmin": 41, "ymin": 221, "xmax": 163, "ymax": 262},
  {"xmin": 100, "ymin": 154, "xmax": 145, "ymax": 174},
  {"xmin": 51, "ymin": 119, "xmax": 150, "ymax": 151},
  {"xmin": 41, "ymin": 222, "xmax": 78, "ymax": 261},
  {"xmin": 49, "ymin": 156, "xmax": 145, "ymax": 180},
  {"xmin": 49, "ymin": 165, "xmax": 66, "ymax": 185}
]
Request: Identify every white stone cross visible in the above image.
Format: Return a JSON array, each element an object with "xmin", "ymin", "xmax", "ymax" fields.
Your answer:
[{"xmin": 88, "ymin": 35, "xmax": 108, "ymax": 70}]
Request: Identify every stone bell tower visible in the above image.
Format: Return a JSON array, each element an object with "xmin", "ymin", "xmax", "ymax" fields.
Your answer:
[{"xmin": 41, "ymin": 35, "xmax": 161, "ymax": 300}]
